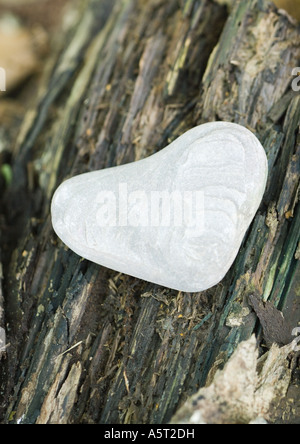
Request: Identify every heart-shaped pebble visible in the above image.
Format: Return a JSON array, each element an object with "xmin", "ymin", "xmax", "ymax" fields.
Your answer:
[{"xmin": 51, "ymin": 122, "xmax": 268, "ymax": 292}]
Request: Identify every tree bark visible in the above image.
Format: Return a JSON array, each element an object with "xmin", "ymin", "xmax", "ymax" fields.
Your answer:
[{"xmin": 0, "ymin": 0, "xmax": 299, "ymax": 424}]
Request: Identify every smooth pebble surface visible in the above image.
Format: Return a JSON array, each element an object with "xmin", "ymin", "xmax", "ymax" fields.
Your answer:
[{"xmin": 51, "ymin": 122, "xmax": 268, "ymax": 292}]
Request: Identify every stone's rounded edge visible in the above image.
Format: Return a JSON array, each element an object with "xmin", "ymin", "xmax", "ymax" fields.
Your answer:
[
  {"xmin": 165, "ymin": 121, "xmax": 268, "ymax": 208},
  {"xmin": 167, "ymin": 121, "xmax": 261, "ymax": 150},
  {"xmin": 51, "ymin": 168, "xmax": 118, "ymax": 240},
  {"xmin": 50, "ymin": 121, "xmax": 269, "ymax": 294},
  {"xmin": 168, "ymin": 122, "xmax": 268, "ymax": 291},
  {"xmin": 51, "ymin": 179, "xmax": 69, "ymax": 242},
  {"xmin": 51, "ymin": 175, "xmax": 88, "ymax": 255},
  {"xmin": 51, "ymin": 185, "xmax": 210, "ymax": 292},
  {"xmin": 199, "ymin": 122, "xmax": 268, "ymax": 220},
  {"xmin": 50, "ymin": 176, "xmax": 219, "ymax": 293}
]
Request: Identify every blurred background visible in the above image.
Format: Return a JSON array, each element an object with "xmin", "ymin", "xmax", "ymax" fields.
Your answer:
[
  {"xmin": 0, "ymin": 0, "xmax": 300, "ymax": 99},
  {"xmin": 273, "ymin": 0, "xmax": 300, "ymax": 19},
  {"xmin": 0, "ymin": 0, "xmax": 75, "ymax": 184},
  {"xmin": 0, "ymin": 0, "xmax": 299, "ymax": 100},
  {"xmin": 0, "ymin": 0, "xmax": 299, "ymax": 96},
  {"xmin": 0, "ymin": 0, "xmax": 299, "ymax": 182}
]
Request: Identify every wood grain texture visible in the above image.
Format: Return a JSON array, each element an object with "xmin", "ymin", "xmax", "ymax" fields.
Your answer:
[{"xmin": 0, "ymin": 0, "xmax": 299, "ymax": 424}]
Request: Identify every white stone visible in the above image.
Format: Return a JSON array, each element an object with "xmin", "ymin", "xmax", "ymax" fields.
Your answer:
[{"xmin": 51, "ymin": 122, "xmax": 268, "ymax": 292}]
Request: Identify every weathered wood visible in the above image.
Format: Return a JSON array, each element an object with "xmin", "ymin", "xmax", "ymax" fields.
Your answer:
[
  {"xmin": 0, "ymin": 253, "xmax": 5, "ymax": 359},
  {"xmin": 0, "ymin": 0, "xmax": 299, "ymax": 424}
]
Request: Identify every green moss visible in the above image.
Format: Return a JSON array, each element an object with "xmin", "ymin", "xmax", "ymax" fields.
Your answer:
[{"xmin": 1, "ymin": 164, "xmax": 12, "ymax": 187}]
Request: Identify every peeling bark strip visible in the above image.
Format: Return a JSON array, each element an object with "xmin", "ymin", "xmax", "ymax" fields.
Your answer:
[
  {"xmin": 248, "ymin": 294, "xmax": 293, "ymax": 347},
  {"xmin": 0, "ymin": 0, "xmax": 299, "ymax": 424},
  {"xmin": 170, "ymin": 336, "xmax": 295, "ymax": 425}
]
